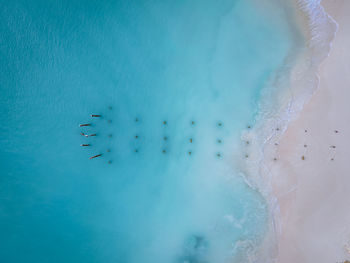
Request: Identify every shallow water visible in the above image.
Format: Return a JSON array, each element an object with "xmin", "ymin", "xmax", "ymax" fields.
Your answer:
[{"xmin": 0, "ymin": 0, "xmax": 298, "ymax": 262}]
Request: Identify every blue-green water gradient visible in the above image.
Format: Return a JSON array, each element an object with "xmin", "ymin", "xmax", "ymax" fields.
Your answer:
[{"xmin": 0, "ymin": 0, "xmax": 296, "ymax": 262}]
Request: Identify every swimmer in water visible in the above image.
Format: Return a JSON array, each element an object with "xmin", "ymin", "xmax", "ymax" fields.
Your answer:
[
  {"xmin": 80, "ymin": 144, "xmax": 90, "ymax": 146},
  {"xmin": 91, "ymin": 114, "xmax": 101, "ymax": 117},
  {"xmin": 90, "ymin": 154, "xmax": 102, "ymax": 159},
  {"xmin": 81, "ymin": 132, "xmax": 96, "ymax": 137},
  {"xmin": 79, "ymin": 124, "xmax": 91, "ymax": 127}
]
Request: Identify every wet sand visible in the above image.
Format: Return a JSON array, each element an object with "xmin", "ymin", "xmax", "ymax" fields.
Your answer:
[{"xmin": 267, "ymin": 1, "xmax": 350, "ymax": 262}]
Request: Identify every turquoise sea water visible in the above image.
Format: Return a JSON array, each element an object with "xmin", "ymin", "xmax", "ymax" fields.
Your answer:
[{"xmin": 0, "ymin": 0, "xmax": 298, "ymax": 262}]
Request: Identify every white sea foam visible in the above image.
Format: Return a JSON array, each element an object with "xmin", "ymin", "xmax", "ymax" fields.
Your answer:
[{"xmin": 237, "ymin": 0, "xmax": 338, "ymax": 262}]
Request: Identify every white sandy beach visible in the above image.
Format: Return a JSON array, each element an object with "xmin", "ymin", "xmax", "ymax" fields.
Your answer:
[{"xmin": 265, "ymin": 0, "xmax": 350, "ymax": 262}]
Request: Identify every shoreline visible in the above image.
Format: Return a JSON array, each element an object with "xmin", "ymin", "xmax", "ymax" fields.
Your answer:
[
  {"xmin": 257, "ymin": 0, "xmax": 350, "ymax": 262},
  {"xmin": 238, "ymin": 0, "xmax": 341, "ymax": 261}
]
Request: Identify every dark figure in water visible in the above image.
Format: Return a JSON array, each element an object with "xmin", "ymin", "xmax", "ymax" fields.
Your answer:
[
  {"xmin": 79, "ymin": 123, "xmax": 91, "ymax": 127},
  {"xmin": 177, "ymin": 234, "xmax": 209, "ymax": 263},
  {"xmin": 80, "ymin": 144, "xmax": 90, "ymax": 146},
  {"xmin": 91, "ymin": 114, "xmax": 101, "ymax": 117},
  {"xmin": 90, "ymin": 154, "xmax": 102, "ymax": 159},
  {"xmin": 81, "ymin": 132, "xmax": 97, "ymax": 137}
]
